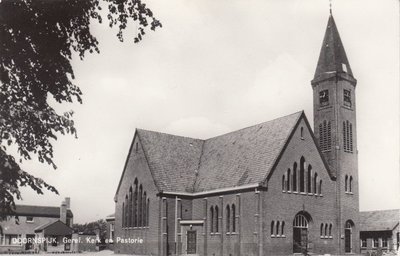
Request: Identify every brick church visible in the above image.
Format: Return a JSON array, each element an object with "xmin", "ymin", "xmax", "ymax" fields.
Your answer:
[{"xmin": 114, "ymin": 13, "xmax": 360, "ymax": 256}]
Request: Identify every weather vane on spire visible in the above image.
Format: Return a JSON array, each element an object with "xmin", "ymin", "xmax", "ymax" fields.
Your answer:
[{"xmin": 329, "ymin": 0, "xmax": 333, "ymax": 15}]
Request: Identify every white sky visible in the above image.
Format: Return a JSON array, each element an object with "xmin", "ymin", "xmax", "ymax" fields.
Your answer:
[{"xmin": 16, "ymin": 0, "xmax": 399, "ymax": 223}]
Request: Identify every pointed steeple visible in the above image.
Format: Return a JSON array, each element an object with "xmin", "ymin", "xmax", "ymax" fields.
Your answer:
[{"xmin": 313, "ymin": 14, "xmax": 354, "ymax": 81}]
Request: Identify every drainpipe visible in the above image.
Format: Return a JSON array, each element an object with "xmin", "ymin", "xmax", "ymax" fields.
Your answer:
[{"xmin": 175, "ymin": 196, "xmax": 178, "ymax": 256}]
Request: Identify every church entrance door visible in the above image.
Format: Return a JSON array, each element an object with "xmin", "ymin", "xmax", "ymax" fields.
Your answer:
[
  {"xmin": 187, "ymin": 230, "xmax": 197, "ymax": 254},
  {"xmin": 293, "ymin": 213, "xmax": 309, "ymax": 253}
]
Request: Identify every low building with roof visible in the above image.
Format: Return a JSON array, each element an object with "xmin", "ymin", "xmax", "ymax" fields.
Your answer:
[
  {"xmin": 359, "ymin": 209, "xmax": 400, "ymax": 254},
  {"xmin": 0, "ymin": 197, "xmax": 73, "ymax": 253}
]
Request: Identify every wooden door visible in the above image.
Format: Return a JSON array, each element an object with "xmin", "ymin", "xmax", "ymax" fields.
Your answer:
[{"xmin": 187, "ymin": 230, "xmax": 197, "ymax": 254}]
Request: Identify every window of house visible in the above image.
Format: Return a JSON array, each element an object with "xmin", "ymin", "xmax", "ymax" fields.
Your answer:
[
  {"xmin": 26, "ymin": 216, "xmax": 34, "ymax": 223},
  {"xmin": 344, "ymin": 89, "xmax": 352, "ymax": 107},
  {"xmin": 349, "ymin": 176, "xmax": 353, "ymax": 193},
  {"xmin": 215, "ymin": 206, "xmax": 219, "ymax": 233},
  {"xmin": 382, "ymin": 237, "xmax": 388, "ymax": 248},
  {"xmin": 293, "ymin": 162, "xmax": 297, "ymax": 192},
  {"xmin": 319, "ymin": 90, "xmax": 329, "ymax": 106},
  {"xmin": 276, "ymin": 221, "xmax": 280, "ymax": 237},
  {"xmin": 281, "ymin": 221, "xmax": 285, "ymax": 236},
  {"xmin": 361, "ymin": 238, "xmax": 367, "ymax": 248},
  {"xmin": 226, "ymin": 205, "xmax": 230, "ymax": 233},
  {"xmin": 307, "ymin": 165, "xmax": 312, "ymax": 193},
  {"xmin": 345, "ymin": 175, "xmax": 348, "ymax": 192},
  {"xmin": 300, "ymin": 157, "xmax": 305, "ymax": 192},
  {"xmin": 282, "ymin": 175, "xmax": 286, "ymax": 192},
  {"xmin": 329, "ymin": 224, "xmax": 332, "ymax": 238},
  {"xmin": 231, "ymin": 204, "xmax": 236, "ymax": 232},
  {"xmin": 210, "ymin": 207, "xmax": 214, "ymax": 233},
  {"xmin": 373, "ymin": 238, "xmax": 379, "ymax": 248},
  {"xmin": 319, "ymin": 180, "xmax": 323, "ymax": 195},
  {"xmin": 287, "ymin": 169, "xmax": 291, "ymax": 192},
  {"xmin": 300, "ymin": 127, "xmax": 304, "ymax": 139},
  {"xmin": 320, "ymin": 223, "xmax": 324, "ymax": 238}
]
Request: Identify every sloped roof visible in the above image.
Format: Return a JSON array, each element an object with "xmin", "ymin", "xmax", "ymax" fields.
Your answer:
[
  {"xmin": 194, "ymin": 112, "xmax": 302, "ymax": 191},
  {"xmin": 35, "ymin": 220, "xmax": 73, "ymax": 235},
  {"xmin": 136, "ymin": 111, "xmax": 303, "ymax": 193},
  {"xmin": 359, "ymin": 209, "xmax": 399, "ymax": 231},
  {"xmin": 13, "ymin": 205, "xmax": 73, "ymax": 218},
  {"xmin": 138, "ymin": 129, "xmax": 204, "ymax": 192},
  {"xmin": 314, "ymin": 14, "xmax": 353, "ymax": 79}
]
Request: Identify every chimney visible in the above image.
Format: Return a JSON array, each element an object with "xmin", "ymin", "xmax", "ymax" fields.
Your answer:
[
  {"xmin": 60, "ymin": 200, "xmax": 67, "ymax": 224},
  {"xmin": 65, "ymin": 197, "xmax": 71, "ymax": 209}
]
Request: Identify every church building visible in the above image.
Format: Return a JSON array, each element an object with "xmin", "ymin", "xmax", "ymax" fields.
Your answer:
[{"xmin": 114, "ymin": 13, "xmax": 360, "ymax": 256}]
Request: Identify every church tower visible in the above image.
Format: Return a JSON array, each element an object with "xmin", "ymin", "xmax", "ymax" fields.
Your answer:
[{"xmin": 311, "ymin": 13, "xmax": 360, "ymax": 254}]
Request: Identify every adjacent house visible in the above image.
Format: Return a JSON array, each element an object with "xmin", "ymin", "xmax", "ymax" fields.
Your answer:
[
  {"xmin": 360, "ymin": 209, "xmax": 400, "ymax": 254},
  {"xmin": 0, "ymin": 197, "xmax": 74, "ymax": 253}
]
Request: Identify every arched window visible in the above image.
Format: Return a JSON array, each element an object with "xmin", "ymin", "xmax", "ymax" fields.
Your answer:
[
  {"xmin": 281, "ymin": 221, "xmax": 285, "ymax": 235},
  {"xmin": 329, "ymin": 224, "xmax": 332, "ymax": 237},
  {"xmin": 232, "ymin": 204, "xmax": 236, "ymax": 232},
  {"xmin": 349, "ymin": 176, "xmax": 353, "ymax": 193},
  {"xmin": 344, "ymin": 121, "xmax": 353, "ymax": 153},
  {"xmin": 307, "ymin": 165, "xmax": 312, "ymax": 193},
  {"xmin": 210, "ymin": 207, "xmax": 214, "ymax": 233},
  {"xmin": 133, "ymin": 179, "xmax": 138, "ymax": 227},
  {"xmin": 320, "ymin": 223, "xmax": 324, "ymax": 237},
  {"xmin": 128, "ymin": 187, "xmax": 132, "ymax": 227},
  {"xmin": 282, "ymin": 175, "xmax": 286, "ymax": 191},
  {"xmin": 276, "ymin": 221, "xmax": 280, "ymax": 236},
  {"xmin": 271, "ymin": 221, "xmax": 275, "ymax": 236},
  {"xmin": 319, "ymin": 180, "xmax": 323, "ymax": 195},
  {"xmin": 226, "ymin": 205, "xmax": 230, "ymax": 232},
  {"xmin": 287, "ymin": 169, "xmax": 291, "ymax": 191},
  {"xmin": 122, "ymin": 202, "xmax": 125, "ymax": 228},
  {"xmin": 293, "ymin": 162, "xmax": 297, "ymax": 192},
  {"xmin": 313, "ymin": 173, "xmax": 318, "ymax": 194},
  {"xmin": 300, "ymin": 127, "xmax": 304, "ymax": 139},
  {"xmin": 215, "ymin": 206, "xmax": 219, "ymax": 233},
  {"xmin": 300, "ymin": 157, "xmax": 305, "ymax": 192},
  {"xmin": 138, "ymin": 185, "xmax": 143, "ymax": 226},
  {"xmin": 143, "ymin": 192, "xmax": 147, "ymax": 227},
  {"xmin": 147, "ymin": 198, "xmax": 150, "ymax": 227},
  {"xmin": 345, "ymin": 175, "xmax": 348, "ymax": 192},
  {"xmin": 293, "ymin": 214, "xmax": 308, "ymax": 228},
  {"xmin": 325, "ymin": 223, "xmax": 328, "ymax": 237},
  {"xmin": 124, "ymin": 195, "xmax": 128, "ymax": 228}
]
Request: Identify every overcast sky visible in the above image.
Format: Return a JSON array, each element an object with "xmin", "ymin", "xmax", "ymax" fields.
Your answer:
[{"xmin": 16, "ymin": 0, "xmax": 399, "ymax": 223}]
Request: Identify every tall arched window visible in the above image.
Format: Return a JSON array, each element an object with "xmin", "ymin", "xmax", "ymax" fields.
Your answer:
[
  {"xmin": 122, "ymin": 202, "xmax": 125, "ymax": 228},
  {"xmin": 271, "ymin": 221, "xmax": 275, "ymax": 236},
  {"xmin": 210, "ymin": 207, "xmax": 214, "ymax": 233},
  {"xmin": 319, "ymin": 180, "xmax": 323, "ymax": 195},
  {"xmin": 349, "ymin": 176, "xmax": 353, "ymax": 193},
  {"xmin": 344, "ymin": 121, "xmax": 353, "ymax": 153},
  {"xmin": 232, "ymin": 204, "xmax": 236, "ymax": 232},
  {"xmin": 143, "ymin": 192, "xmax": 147, "ymax": 227},
  {"xmin": 313, "ymin": 173, "xmax": 318, "ymax": 194},
  {"xmin": 345, "ymin": 175, "xmax": 348, "ymax": 192},
  {"xmin": 215, "ymin": 206, "xmax": 219, "ymax": 233},
  {"xmin": 226, "ymin": 205, "xmax": 230, "ymax": 232},
  {"xmin": 276, "ymin": 221, "xmax": 280, "ymax": 236},
  {"xmin": 133, "ymin": 179, "xmax": 138, "ymax": 227},
  {"xmin": 147, "ymin": 198, "xmax": 150, "ymax": 227},
  {"xmin": 128, "ymin": 187, "xmax": 132, "ymax": 227},
  {"xmin": 124, "ymin": 195, "xmax": 128, "ymax": 228},
  {"xmin": 329, "ymin": 224, "xmax": 332, "ymax": 237},
  {"xmin": 281, "ymin": 221, "xmax": 285, "ymax": 235},
  {"xmin": 307, "ymin": 165, "xmax": 312, "ymax": 193},
  {"xmin": 293, "ymin": 162, "xmax": 297, "ymax": 192},
  {"xmin": 300, "ymin": 157, "xmax": 305, "ymax": 192},
  {"xmin": 138, "ymin": 185, "xmax": 143, "ymax": 226},
  {"xmin": 325, "ymin": 223, "xmax": 328, "ymax": 237},
  {"xmin": 320, "ymin": 223, "xmax": 324, "ymax": 237},
  {"xmin": 287, "ymin": 169, "xmax": 291, "ymax": 191},
  {"xmin": 282, "ymin": 175, "xmax": 286, "ymax": 191}
]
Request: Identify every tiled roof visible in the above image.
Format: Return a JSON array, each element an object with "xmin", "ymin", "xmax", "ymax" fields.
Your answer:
[
  {"xmin": 137, "ymin": 129, "xmax": 204, "ymax": 193},
  {"xmin": 13, "ymin": 205, "xmax": 73, "ymax": 218},
  {"xmin": 314, "ymin": 14, "xmax": 353, "ymax": 79},
  {"xmin": 359, "ymin": 209, "xmax": 399, "ymax": 231},
  {"xmin": 137, "ymin": 111, "xmax": 303, "ymax": 193}
]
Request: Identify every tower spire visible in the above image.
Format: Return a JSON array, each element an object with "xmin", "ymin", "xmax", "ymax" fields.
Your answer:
[
  {"xmin": 329, "ymin": 0, "xmax": 332, "ymax": 15},
  {"xmin": 312, "ymin": 14, "xmax": 355, "ymax": 83}
]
